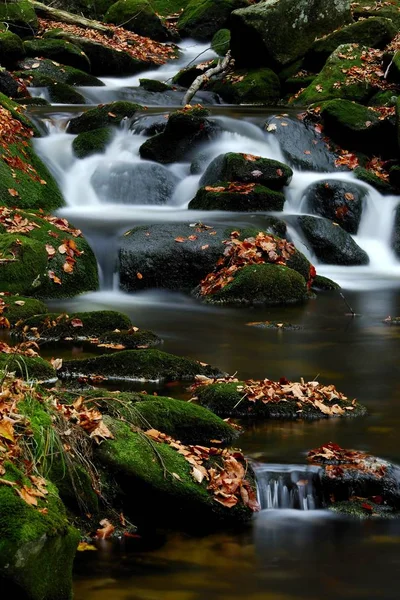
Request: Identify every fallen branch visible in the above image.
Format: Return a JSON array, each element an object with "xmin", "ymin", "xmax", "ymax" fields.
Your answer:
[
  {"xmin": 182, "ymin": 51, "xmax": 233, "ymax": 106},
  {"xmin": 31, "ymin": 1, "xmax": 112, "ymax": 34}
]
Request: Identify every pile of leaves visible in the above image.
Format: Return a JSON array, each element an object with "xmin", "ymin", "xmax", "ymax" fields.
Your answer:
[
  {"xmin": 38, "ymin": 18, "xmax": 176, "ymax": 65},
  {"xmin": 200, "ymin": 231, "xmax": 299, "ymax": 296},
  {"xmin": 145, "ymin": 428, "xmax": 259, "ymax": 511},
  {"xmin": 0, "ymin": 340, "xmax": 39, "ymax": 357},
  {"xmin": 191, "ymin": 375, "xmax": 358, "ymax": 416},
  {"xmin": 51, "ymin": 395, "xmax": 113, "ymax": 445},
  {"xmin": 204, "ymin": 182, "xmax": 257, "ymax": 194},
  {"xmin": 308, "ymin": 442, "xmax": 387, "ymax": 478}
]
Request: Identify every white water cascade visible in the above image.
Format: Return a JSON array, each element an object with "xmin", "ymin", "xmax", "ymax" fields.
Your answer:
[
  {"xmin": 29, "ymin": 40, "xmax": 400, "ymax": 293},
  {"xmin": 253, "ymin": 464, "xmax": 323, "ymax": 511}
]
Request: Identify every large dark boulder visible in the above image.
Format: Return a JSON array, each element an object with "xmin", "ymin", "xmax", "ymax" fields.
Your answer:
[
  {"xmin": 0, "ymin": 0, "xmax": 38, "ymax": 37},
  {"xmin": 23, "ymin": 38, "xmax": 91, "ymax": 72},
  {"xmin": 208, "ymin": 67, "xmax": 281, "ymax": 104},
  {"xmin": 15, "ymin": 57, "xmax": 103, "ymax": 86},
  {"xmin": 297, "ymin": 215, "xmax": 369, "ymax": 265},
  {"xmin": 178, "ymin": 0, "xmax": 248, "ymax": 41},
  {"xmin": 199, "ymin": 152, "xmax": 292, "ymax": 189},
  {"xmin": 66, "ymin": 101, "xmax": 143, "ymax": 134},
  {"xmin": 230, "ymin": 0, "xmax": 352, "ymax": 69},
  {"xmin": 302, "ymin": 180, "xmax": 367, "ymax": 234},
  {"xmin": 91, "ymin": 161, "xmax": 180, "ymax": 204},
  {"xmin": 188, "ymin": 182, "xmax": 285, "ymax": 211},
  {"xmin": 104, "ymin": 0, "xmax": 171, "ymax": 42},
  {"xmin": 0, "ymin": 30, "xmax": 25, "ymax": 66}
]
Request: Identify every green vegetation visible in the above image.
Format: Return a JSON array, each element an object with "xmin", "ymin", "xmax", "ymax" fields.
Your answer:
[
  {"xmin": 23, "ymin": 38, "xmax": 91, "ymax": 72},
  {"xmin": 188, "ymin": 182, "xmax": 285, "ymax": 211},
  {"xmin": 0, "ymin": 354, "xmax": 56, "ymax": 381},
  {"xmin": 72, "ymin": 127, "xmax": 113, "ymax": 158},
  {"xmin": 67, "ymin": 101, "xmax": 143, "ymax": 134},
  {"xmin": 209, "ymin": 68, "xmax": 281, "ymax": 104},
  {"xmin": 0, "ymin": 296, "xmax": 48, "ymax": 326}
]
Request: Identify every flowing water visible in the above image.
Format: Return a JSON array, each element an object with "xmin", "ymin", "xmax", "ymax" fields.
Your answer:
[{"xmin": 26, "ymin": 40, "xmax": 400, "ymax": 599}]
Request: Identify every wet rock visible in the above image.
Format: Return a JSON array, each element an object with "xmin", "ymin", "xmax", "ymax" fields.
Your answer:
[
  {"xmin": 230, "ymin": 0, "xmax": 352, "ymax": 69},
  {"xmin": 208, "ymin": 68, "xmax": 281, "ymax": 104},
  {"xmin": 139, "ymin": 106, "xmax": 220, "ymax": 164},
  {"xmin": 264, "ymin": 115, "xmax": 341, "ymax": 172},
  {"xmin": 0, "ymin": 30, "xmax": 25, "ymax": 66},
  {"xmin": 0, "ymin": 69, "xmax": 23, "ymax": 98},
  {"xmin": 297, "ymin": 215, "xmax": 369, "ymax": 265},
  {"xmin": 199, "ymin": 263, "xmax": 308, "ymax": 306},
  {"xmin": 131, "ymin": 113, "xmax": 167, "ymax": 136},
  {"xmin": 392, "ymin": 203, "xmax": 400, "ymax": 259},
  {"xmin": 66, "ymin": 101, "xmax": 143, "ymax": 134},
  {"xmin": 354, "ymin": 166, "xmax": 397, "ymax": 195},
  {"xmin": 172, "ymin": 59, "xmax": 219, "ymax": 88},
  {"xmin": 91, "ymin": 161, "xmax": 179, "ymax": 205},
  {"xmin": 59, "ymin": 349, "xmax": 226, "ymax": 381},
  {"xmin": 15, "ymin": 57, "xmax": 104, "ymax": 87},
  {"xmin": 302, "ymin": 179, "xmax": 366, "ymax": 234},
  {"xmin": 311, "ymin": 274, "xmax": 341, "ymax": 291},
  {"xmin": 105, "ymin": 0, "xmax": 172, "ymax": 42},
  {"xmin": 23, "ymin": 38, "xmax": 91, "ymax": 72},
  {"xmin": 139, "ymin": 78, "xmax": 172, "ymax": 93},
  {"xmin": 188, "ymin": 182, "xmax": 285, "ymax": 211},
  {"xmin": 199, "ymin": 152, "xmax": 292, "ymax": 190},
  {"xmin": 72, "ymin": 127, "xmax": 113, "ymax": 159},
  {"xmin": 178, "ymin": 0, "xmax": 248, "ymax": 41}
]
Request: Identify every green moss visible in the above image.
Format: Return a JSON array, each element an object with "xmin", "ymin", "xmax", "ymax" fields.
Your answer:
[
  {"xmin": 0, "ymin": 0, "xmax": 38, "ymax": 37},
  {"xmin": 0, "ymin": 296, "xmax": 48, "ymax": 326},
  {"xmin": 15, "ymin": 57, "xmax": 104, "ymax": 86},
  {"xmin": 197, "ymin": 381, "xmax": 367, "ymax": 419},
  {"xmin": 203, "ymin": 263, "xmax": 308, "ymax": 306},
  {"xmin": 329, "ymin": 499, "xmax": 397, "ymax": 519},
  {"xmin": 14, "ymin": 97, "xmax": 50, "ymax": 107},
  {"xmin": 72, "ymin": 127, "xmax": 113, "ymax": 159},
  {"xmin": 104, "ymin": 0, "xmax": 169, "ymax": 41},
  {"xmin": 16, "ymin": 310, "xmax": 132, "ymax": 340},
  {"xmin": 178, "ymin": 0, "xmax": 248, "ymax": 41},
  {"xmin": 312, "ymin": 274, "xmax": 341, "ymax": 291},
  {"xmin": 0, "ymin": 354, "xmax": 56, "ymax": 381},
  {"xmin": 139, "ymin": 78, "xmax": 171, "ymax": 92},
  {"xmin": 188, "ymin": 182, "xmax": 285, "ymax": 211},
  {"xmin": 209, "ymin": 68, "xmax": 280, "ymax": 104},
  {"xmin": 293, "ymin": 45, "xmax": 377, "ymax": 106},
  {"xmin": 172, "ymin": 59, "xmax": 219, "ymax": 87},
  {"xmin": 354, "ymin": 166, "xmax": 396, "ymax": 195},
  {"xmin": 46, "ymin": 81, "xmax": 86, "ymax": 104},
  {"xmin": 23, "ymin": 39, "xmax": 91, "ymax": 72},
  {"xmin": 96, "ymin": 418, "xmax": 253, "ymax": 525},
  {"xmin": 211, "ymin": 28, "xmax": 230, "ymax": 56},
  {"xmin": 66, "ymin": 101, "xmax": 143, "ymax": 134},
  {"xmin": 352, "ymin": 0, "xmax": 400, "ymax": 28},
  {"xmin": 60, "ymin": 349, "xmax": 224, "ymax": 381},
  {"xmin": 0, "ymin": 30, "xmax": 25, "ymax": 65},
  {"xmin": 0, "ymin": 233, "xmax": 48, "ymax": 295},
  {"xmin": 98, "ymin": 329, "xmax": 162, "ymax": 349},
  {"xmin": 369, "ymin": 90, "xmax": 398, "ymax": 106}
]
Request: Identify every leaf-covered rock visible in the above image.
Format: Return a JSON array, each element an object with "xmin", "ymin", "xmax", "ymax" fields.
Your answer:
[
  {"xmin": 23, "ymin": 38, "xmax": 91, "ymax": 72},
  {"xmin": 188, "ymin": 181, "xmax": 285, "ymax": 211},
  {"xmin": 66, "ymin": 101, "xmax": 143, "ymax": 134},
  {"xmin": 208, "ymin": 67, "xmax": 281, "ymax": 104}
]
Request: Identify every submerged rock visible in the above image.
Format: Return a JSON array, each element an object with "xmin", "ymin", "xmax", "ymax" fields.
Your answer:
[{"xmin": 297, "ymin": 215, "xmax": 369, "ymax": 265}]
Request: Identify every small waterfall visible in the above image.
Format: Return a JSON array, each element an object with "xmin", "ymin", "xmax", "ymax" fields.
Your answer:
[{"xmin": 253, "ymin": 464, "xmax": 323, "ymax": 511}]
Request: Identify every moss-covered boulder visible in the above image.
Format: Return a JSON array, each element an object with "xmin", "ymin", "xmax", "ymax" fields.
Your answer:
[
  {"xmin": 0, "ymin": 30, "xmax": 25, "ymax": 66},
  {"xmin": 0, "ymin": 0, "xmax": 38, "ymax": 37},
  {"xmin": 199, "ymin": 152, "xmax": 292, "ymax": 189},
  {"xmin": 178, "ymin": 0, "xmax": 248, "ymax": 41},
  {"xmin": 297, "ymin": 215, "xmax": 369, "ymax": 265},
  {"xmin": 302, "ymin": 179, "xmax": 367, "ymax": 234},
  {"xmin": 0, "ymin": 353, "xmax": 56, "ymax": 381},
  {"xmin": 354, "ymin": 166, "xmax": 396, "ymax": 195},
  {"xmin": 72, "ymin": 127, "xmax": 113, "ymax": 159},
  {"xmin": 59, "ymin": 349, "xmax": 225, "ymax": 381},
  {"xmin": 172, "ymin": 59, "xmax": 219, "ymax": 87},
  {"xmin": 0, "ymin": 209, "xmax": 99, "ymax": 298},
  {"xmin": 320, "ymin": 99, "xmax": 395, "ymax": 156},
  {"xmin": 311, "ymin": 274, "xmax": 341, "ymax": 291},
  {"xmin": 41, "ymin": 79, "xmax": 87, "ymax": 104},
  {"xmin": 293, "ymin": 45, "xmax": 379, "ymax": 106},
  {"xmin": 104, "ymin": 0, "xmax": 171, "ymax": 41},
  {"xmin": 209, "ymin": 67, "xmax": 281, "ymax": 104},
  {"xmin": 0, "ymin": 68, "xmax": 23, "ymax": 98},
  {"xmin": 0, "ymin": 464, "xmax": 79, "ymax": 600},
  {"xmin": 264, "ymin": 114, "xmax": 340, "ymax": 172},
  {"xmin": 211, "ymin": 28, "xmax": 230, "ymax": 56},
  {"xmin": 16, "ymin": 57, "xmax": 104, "ymax": 86},
  {"xmin": 23, "ymin": 38, "xmax": 91, "ymax": 72},
  {"xmin": 96, "ymin": 418, "xmax": 254, "ymax": 527},
  {"xmin": 196, "ymin": 381, "xmax": 366, "ymax": 418},
  {"xmin": 139, "ymin": 106, "xmax": 219, "ymax": 164},
  {"xmin": 139, "ymin": 78, "xmax": 171, "ymax": 93},
  {"xmin": 329, "ymin": 498, "xmax": 398, "ymax": 519},
  {"xmin": 200, "ymin": 263, "xmax": 308, "ymax": 306},
  {"xmin": 305, "ymin": 17, "xmax": 397, "ymax": 71},
  {"xmin": 188, "ymin": 182, "xmax": 285, "ymax": 211},
  {"xmin": 230, "ymin": 0, "xmax": 352, "ymax": 69},
  {"xmin": 15, "ymin": 310, "xmax": 132, "ymax": 341},
  {"xmin": 352, "ymin": 0, "xmax": 400, "ymax": 28},
  {"xmin": 66, "ymin": 101, "xmax": 143, "ymax": 134},
  {"xmin": 0, "ymin": 295, "xmax": 48, "ymax": 326},
  {"xmin": 96, "ymin": 328, "xmax": 162, "ymax": 349}
]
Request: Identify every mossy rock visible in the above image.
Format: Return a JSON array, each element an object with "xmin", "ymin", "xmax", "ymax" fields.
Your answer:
[
  {"xmin": 72, "ymin": 127, "xmax": 113, "ymax": 159},
  {"xmin": 96, "ymin": 417, "xmax": 254, "ymax": 526},
  {"xmin": 16, "ymin": 57, "xmax": 104, "ymax": 86},
  {"xmin": 14, "ymin": 97, "xmax": 50, "ymax": 107},
  {"xmin": 139, "ymin": 78, "xmax": 171, "ymax": 92},
  {"xmin": 386, "ymin": 50, "xmax": 400, "ymax": 84},
  {"xmin": 328, "ymin": 498, "xmax": 398, "ymax": 519},
  {"xmin": 297, "ymin": 215, "xmax": 370, "ymax": 266},
  {"xmin": 196, "ymin": 381, "xmax": 367, "ymax": 419},
  {"xmin": 178, "ymin": 0, "xmax": 248, "ymax": 41},
  {"xmin": 305, "ymin": 17, "xmax": 397, "ymax": 71},
  {"xmin": 283, "ymin": 74, "xmax": 316, "ymax": 96},
  {"xmin": 369, "ymin": 89, "xmax": 398, "ymax": 106},
  {"xmin": 209, "ymin": 67, "xmax": 281, "ymax": 104},
  {"xmin": 311, "ymin": 274, "xmax": 341, "ymax": 291},
  {"xmin": 0, "ymin": 94, "xmax": 64, "ymax": 211},
  {"xmin": 199, "ymin": 152, "xmax": 292, "ymax": 189},
  {"xmin": 0, "ymin": 210, "xmax": 99, "ymax": 298},
  {"xmin": 16, "ymin": 310, "xmax": 132, "ymax": 341},
  {"xmin": 0, "ymin": 30, "xmax": 25, "ymax": 66},
  {"xmin": 139, "ymin": 106, "xmax": 218, "ymax": 164},
  {"xmin": 320, "ymin": 99, "xmax": 395, "ymax": 156},
  {"xmin": 45, "ymin": 80, "xmax": 87, "ymax": 104},
  {"xmin": 0, "ymin": 296, "xmax": 48, "ymax": 326},
  {"xmin": 392, "ymin": 204, "xmax": 400, "ymax": 259},
  {"xmin": 354, "ymin": 166, "xmax": 396, "ymax": 195},
  {"xmin": 172, "ymin": 59, "xmax": 219, "ymax": 87},
  {"xmin": 66, "ymin": 101, "xmax": 143, "ymax": 134},
  {"xmin": 97, "ymin": 329, "xmax": 162, "ymax": 349},
  {"xmin": 188, "ymin": 181, "xmax": 285, "ymax": 211},
  {"xmin": 23, "ymin": 38, "xmax": 91, "ymax": 72},
  {"xmin": 0, "ymin": 354, "xmax": 56, "ymax": 381},
  {"xmin": 211, "ymin": 28, "xmax": 230, "ymax": 56},
  {"xmin": 104, "ymin": 0, "xmax": 171, "ymax": 42},
  {"xmin": 59, "ymin": 349, "xmax": 225, "ymax": 381},
  {"xmin": 0, "ymin": 0, "xmax": 38, "ymax": 37},
  {"xmin": 0, "ymin": 463, "xmax": 79, "ymax": 600},
  {"xmin": 352, "ymin": 0, "xmax": 400, "ymax": 28},
  {"xmin": 0, "ymin": 68, "xmax": 23, "ymax": 99},
  {"xmin": 293, "ymin": 44, "xmax": 378, "ymax": 106},
  {"xmin": 202, "ymin": 263, "xmax": 308, "ymax": 306}
]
